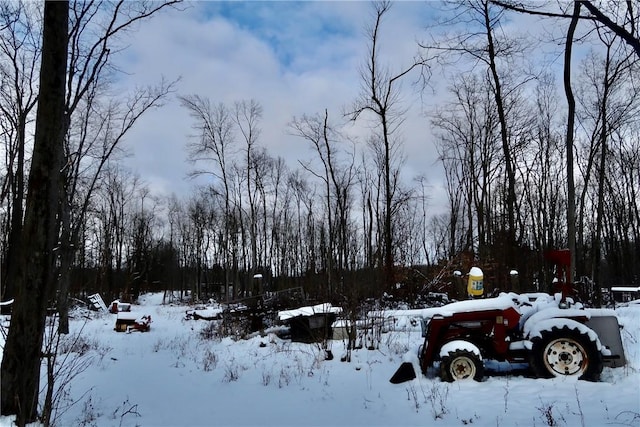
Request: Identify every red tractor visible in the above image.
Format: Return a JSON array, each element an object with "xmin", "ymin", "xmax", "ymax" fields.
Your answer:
[{"xmin": 390, "ymin": 251, "xmax": 626, "ymax": 383}]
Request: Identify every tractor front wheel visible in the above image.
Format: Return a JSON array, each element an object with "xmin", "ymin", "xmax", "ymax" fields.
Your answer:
[
  {"xmin": 529, "ymin": 326, "xmax": 602, "ymax": 381},
  {"xmin": 440, "ymin": 349, "xmax": 484, "ymax": 382}
]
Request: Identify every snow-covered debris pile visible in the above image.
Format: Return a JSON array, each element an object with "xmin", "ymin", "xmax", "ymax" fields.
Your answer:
[
  {"xmin": 277, "ymin": 303, "xmax": 342, "ymax": 343},
  {"xmin": 277, "ymin": 302, "xmax": 342, "ymax": 320},
  {"xmin": 185, "ymin": 306, "xmax": 224, "ymax": 320},
  {"xmin": 114, "ymin": 312, "xmax": 151, "ymax": 332},
  {"xmin": 108, "ymin": 300, "xmax": 132, "ymax": 313}
]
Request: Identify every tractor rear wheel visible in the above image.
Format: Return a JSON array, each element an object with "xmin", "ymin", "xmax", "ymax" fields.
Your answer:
[
  {"xmin": 529, "ymin": 326, "xmax": 603, "ymax": 381},
  {"xmin": 440, "ymin": 349, "xmax": 484, "ymax": 382}
]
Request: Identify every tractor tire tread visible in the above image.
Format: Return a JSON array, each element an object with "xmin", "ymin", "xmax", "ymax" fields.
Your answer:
[
  {"xmin": 440, "ymin": 349, "xmax": 484, "ymax": 382},
  {"xmin": 529, "ymin": 325, "xmax": 603, "ymax": 381}
]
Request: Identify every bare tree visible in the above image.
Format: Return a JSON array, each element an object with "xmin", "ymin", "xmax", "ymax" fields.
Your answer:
[
  {"xmin": 479, "ymin": 0, "xmax": 519, "ymax": 247},
  {"xmin": 55, "ymin": 0, "xmax": 180, "ymax": 333},
  {"xmin": 357, "ymin": 153, "xmax": 380, "ymax": 270},
  {"xmin": 431, "ymin": 73, "xmax": 502, "ymax": 257},
  {"xmin": 489, "ymin": 0, "xmax": 639, "ymax": 283},
  {"xmin": 605, "ymin": 124, "xmax": 640, "ymax": 286},
  {"xmin": 180, "ymin": 95, "xmax": 237, "ymax": 300},
  {"xmin": 234, "ymin": 99, "xmax": 263, "ymax": 291},
  {"xmin": 573, "ymin": 28, "xmax": 639, "ymax": 294},
  {"xmin": 0, "ymin": 1, "xmax": 41, "ymax": 302},
  {"xmin": 166, "ymin": 194, "xmax": 188, "ymax": 299},
  {"xmin": 127, "ymin": 185, "xmax": 160, "ymax": 301},
  {"xmin": 182, "ymin": 189, "xmax": 217, "ymax": 301},
  {"xmin": 57, "ymin": 79, "xmax": 174, "ymax": 333},
  {"xmin": 94, "ymin": 165, "xmax": 141, "ymax": 299},
  {"xmin": 0, "ymin": 2, "xmax": 68, "ymax": 423},
  {"xmin": 519, "ymin": 74, "xmax": 566, "ymax": 255},
  {"xmin": 425, "ymin": 0, "xmax": 535, "ymax": 252},
  {"xmin": 290, "ymin": 109, "xmax": 357, "ymax": 298},
  {"xmin": 348, "ymin": 1, "xmax": 429, "ymax": 289},
  {"xmin": 2, "ymin": 2, "xmax": 179, "ymax": 424},
  {"xmin": 491, "ymin": 0, "xmax": 640, "ymax": 58},
  {"xmin": 287, "ymin": 170, "xmax": 318, "ymax": 278},
  {"xmin": 267, "ymin": 156, "xmax": 288, "ymax": 279}
]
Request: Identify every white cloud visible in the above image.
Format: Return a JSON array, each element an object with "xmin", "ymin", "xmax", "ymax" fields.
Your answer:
[{"xmin": 111, "ymin": 1, "xmax": 551, "ymax": 214}]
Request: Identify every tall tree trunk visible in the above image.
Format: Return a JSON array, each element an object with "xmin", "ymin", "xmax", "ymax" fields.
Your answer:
[
  {"xmin": 3, "ymin": 115, "xmax": 25, "ymax": 302},
  {"xmin": 382, "ymin": 114, "xmax": 394, "ymax": 290},
  {"xmin": 564, "ymin": 1, "xmax": 581, "ymax": 280},
  {"xmin": 592, "ymin": 53, "xmax": 612, "ymax": 307},
  {"xmin": 0, "ymin": 1, "xmax": 69, "ymax": 424},
  {"xmin": 483, "ymin": 0, "xmax": 517, "ymax": 246},
  {"xmin": 56, "ymin": 197, "xmax": 73, "ymax": 334}
]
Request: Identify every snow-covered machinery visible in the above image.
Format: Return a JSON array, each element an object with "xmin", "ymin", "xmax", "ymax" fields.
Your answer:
[
  {"xmin": 390, "ymin": 251, "xmax": 626, "ymax": 383},
  {"xmin": 114, "ymin": 313, "xmax": 152, "ymax": 332}
]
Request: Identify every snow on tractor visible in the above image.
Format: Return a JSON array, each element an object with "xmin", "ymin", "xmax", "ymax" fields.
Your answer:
[{"xmin": 390, "ymin": 250, "xmax": 626, "ymax": 383}]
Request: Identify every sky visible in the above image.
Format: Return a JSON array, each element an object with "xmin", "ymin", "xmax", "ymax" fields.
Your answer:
[
  {"xmin": 111, "ymin": 1, "xmax": 566, "ymax": 214},
  {"xmin": 110, "ymin": 1, "xmax": 460, "ymax": 212}
]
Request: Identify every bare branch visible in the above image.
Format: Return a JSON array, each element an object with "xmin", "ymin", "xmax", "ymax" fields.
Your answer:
[{"xmin": 491, "ymin": 0, "xmax": 640, "ymax": 57}]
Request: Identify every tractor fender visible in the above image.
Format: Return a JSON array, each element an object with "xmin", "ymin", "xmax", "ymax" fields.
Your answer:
[
  {"xmin": 524, "ymin": 318, "xmax": 604, "ymax": 353},
  {"xmin": 522, "ymin": 306, "xmax": 590, "ymax": 336},
  {"xmin": 439, "ymin": 340, "xmax": 482, "ymax": 360}
]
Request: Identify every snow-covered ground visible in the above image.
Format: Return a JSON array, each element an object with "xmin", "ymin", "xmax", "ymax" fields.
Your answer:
[{"xmin": 1, "ymin": 293, "xmax": 639, "ymax": 427}]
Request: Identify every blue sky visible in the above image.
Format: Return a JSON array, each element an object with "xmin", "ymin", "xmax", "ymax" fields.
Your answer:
[{"xmin": 209, "ymin": 1, "xmax": 362, "ymax": 69}]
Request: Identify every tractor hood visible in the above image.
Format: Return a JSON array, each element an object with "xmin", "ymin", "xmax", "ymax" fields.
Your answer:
[{"xmin": 370, "ymin": 292, "xmax": 523, "ymax": 326}]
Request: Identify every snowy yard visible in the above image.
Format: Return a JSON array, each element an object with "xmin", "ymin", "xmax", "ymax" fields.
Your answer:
[{"xmin": 1, "ymin": 292, "xmax": 639, "ymax": 427}]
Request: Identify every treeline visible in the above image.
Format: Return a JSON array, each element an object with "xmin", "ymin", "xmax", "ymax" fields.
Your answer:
[{"xmin": 1, "ymin": 0, "xmax": 639, "ymax": 312}]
